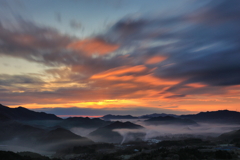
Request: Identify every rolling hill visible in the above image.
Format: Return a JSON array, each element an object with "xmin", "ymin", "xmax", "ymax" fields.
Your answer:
[
  {"xmin": 88, "ymin": 121, "xmax": 145, "ymax": 143},
  {"xmin": 59, "ymin": 117, "xmax": 111, "ymax": 129}
]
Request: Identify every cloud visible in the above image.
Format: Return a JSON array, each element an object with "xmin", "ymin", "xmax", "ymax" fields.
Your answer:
[
  {"xmin": 0, "ymin": 74, "xmax": 46, "ymax": 94},
  {"xmin": 0, "ymin": 74, "xmax": 44, "ymax": 86},
  {"xmin": 145, "ymin": 56, "xmax": 166, "ymax": 64},
  {"xmin": 100, "ymin": 0, "xmax": 240, "ymax": 96},
  {"xmin": 0, "ymin": 18, "xmax": 123, "ymax": 76},
  {"xmin": 152, "ymin": 1, "xmax": 240, "ymax": 90},
  {"xmin": 55, "ymin": 12, "xmax": 62, "ymax": 23},
  {"xmin": 163, "ymin": 106, "xmax": 179, "ymax": 109},
  {"xmin": 0, "ymin": 19, "xmax": 73, "ymax": 66},
  {"xmin": 164, "ymin": 94, "xmax": 185, "ymax": 99},
  {"xmin": 69, "ymin": 19, "xmax": 82, "ymax": 29},
  {"xmin": 187, "ymin": 1, "xmax": 240, "ymax": 25},
  {"xmin": 67, "ymin": 38, "xmax": 119, "ymax": 56},
  {"xmin": 91, "ymin": 65, "xmax": 147, "ymax": 79},
  {"xmin": 1, "ymin": 0, "xmax": 240, "ymax": 111}
]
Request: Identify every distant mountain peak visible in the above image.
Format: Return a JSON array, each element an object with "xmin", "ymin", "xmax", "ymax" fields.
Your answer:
[
  {"xmin": 180, "ymin": 110, "xmax": 240, "ymax": 124},
  {"xmin": 145, "ymin": 116, "xmax": 198, "ymax": 126},
  {"xmin": 140, "ymin": 113, "xmax": 178, "ymax": 118},
  {"xmin": 102, "ymin": 114, "xmax": 138, "ymax": 120}
]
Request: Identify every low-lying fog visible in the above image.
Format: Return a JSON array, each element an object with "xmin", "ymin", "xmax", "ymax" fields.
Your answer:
[
  {"xmin": 1, "ymin": 119, "xmax": 240, "ymax": 155},
  {"xmin": 71, "ymin": 119, "xmax": 240, "ymax": 143}
]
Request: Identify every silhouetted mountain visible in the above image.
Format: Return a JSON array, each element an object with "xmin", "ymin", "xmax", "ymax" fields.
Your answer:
[
  {"xmin": 0, "ymin": 104, "xmax": 61, "ymax": 121},
  {"xmin": 144, "ymin": 116, "xmax": 198, "ymax": 126},
  {"xmin": 59, "ymin": 117, "xmax": 111, "ymax": 129},
  {"xmin": 102, "ymin": 114, "xmax": 138, "ymax": 120},
  {"xmin": 140, "ymin": 113, "xmax": 178, "ymax": 118},
  {"xmin": 101, "ymin": 113, "xmax": 179, "ymax": 120},
  {"xmin": 180, "ymin": 110, "xmax": 240, "ymax": 124},
  {"xmin": 0, "ymin": 120, "xmax": 93, "ymax": 151},
  {"xmin": 88, "ymin": 121, "xmax": 145, "ymax": 143}
]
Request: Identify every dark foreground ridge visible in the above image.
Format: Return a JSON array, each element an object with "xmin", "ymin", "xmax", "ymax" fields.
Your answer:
[{"xmin": 0, "ymin": 104, "xmax": 61, "ymax": 121}]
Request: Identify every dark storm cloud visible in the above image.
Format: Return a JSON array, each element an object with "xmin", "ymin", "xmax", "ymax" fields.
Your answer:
[
  {"xmin": 188, "ymin": 0, "xmax": 240, "ymax": 24},
  {"xmin": 101, "ymin": 0, "xmax": 240, "ymax": 95},
  {"xmin": 154, "ymin": 1, "xmax": 240, "ymax": 89}
]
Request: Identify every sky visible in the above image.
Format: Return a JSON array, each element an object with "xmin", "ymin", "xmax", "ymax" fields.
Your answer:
[{"xmin": 0, "ymin": 0, "xmax": 240, "ymax": 116}]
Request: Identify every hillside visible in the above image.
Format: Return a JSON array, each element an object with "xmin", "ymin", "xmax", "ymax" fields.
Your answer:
[
  {"xmin": 0, "ymin": 121, "xmax": 93, "ymax": 151},
  {"xmin": 88, "ymin": 121, "xmax": 145, "ymax": 143},
  {"xmin": 144, "ymin": 116, "xmax": 198, "ymax": 126},
  {"xmin": 103, "ymin": 121, "xmax": 144, "ymax": 130},
  {"xmin": 39, "ymin": 128, "xmax": 93, "ymax": 150},
  {"xmin": 218, "ymin": 129, "xmax": 240, "ymax": 141}
]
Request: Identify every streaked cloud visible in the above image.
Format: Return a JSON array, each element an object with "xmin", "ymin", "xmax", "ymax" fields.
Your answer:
[{"xmin": 69, "ymin": 19, "xmax": 82, "ymax": 30}]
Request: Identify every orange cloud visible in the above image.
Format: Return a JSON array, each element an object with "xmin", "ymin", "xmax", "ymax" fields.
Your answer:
[
  {"xmin": 91, "ymin": 65, "xmax": 147, "ymax": 79},
  {"xmin": 134, "ymin": 74, "xmax": 178, "ymax": 86},
  {"xmin": 145, "ymin": 56, "xmax": 166, "ymax": 64},
  {"xmin": 105, "ymin": 75, "xmax": 134, "ymax": 81},
  {"xmin": 67, "ymin": 38, "xmax": 119, "ymax": 55},
  {"xmin": 186, "ymin": 83, "xmax": 208, "ymax": 88}
]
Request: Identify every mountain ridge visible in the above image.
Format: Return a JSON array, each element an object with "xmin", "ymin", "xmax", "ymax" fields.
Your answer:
[
  {"xmin": 144, "ymin": 116, "xmax": 198, "ymax": 126},
  {"xmin": 0, "ymin": 104, "xmax": 61, "ymax": 121},
  {"xmin": 180, "ymin": 110, "xmax": 240, "ymax": 124}
]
